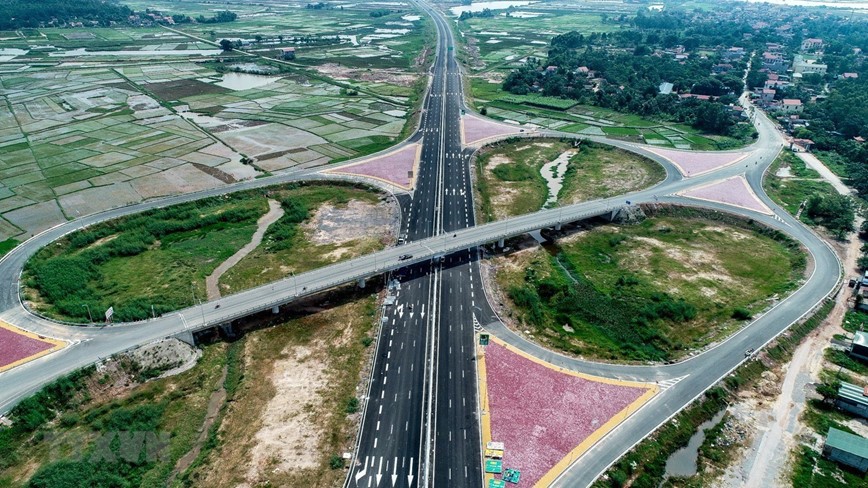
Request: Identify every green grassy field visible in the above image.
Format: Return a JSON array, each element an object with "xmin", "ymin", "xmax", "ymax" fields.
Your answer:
[
  {"xmin": 765, "ymin": 151, "xmax": 837, "ymax": 218},
  {"xmin": 475, "ymin": 138, "xmax": 664, "ymax": 222},
  {"xmin": 23, "ymin": 182, "xmax": 389, "ymax": 323},
  {"xmin": 494, "ymin": 209, "xmax": 806, "ymax": 361}
]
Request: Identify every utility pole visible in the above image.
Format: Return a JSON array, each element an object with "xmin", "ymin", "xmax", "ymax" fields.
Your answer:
[{"xmin": 82, "ymin": 304, "xmax": 93, "ymax": 322}]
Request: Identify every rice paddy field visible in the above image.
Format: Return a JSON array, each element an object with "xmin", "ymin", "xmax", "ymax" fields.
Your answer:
[{"xmin": 0, "ymin": 0, "xmax": 429, "ymax": 243}]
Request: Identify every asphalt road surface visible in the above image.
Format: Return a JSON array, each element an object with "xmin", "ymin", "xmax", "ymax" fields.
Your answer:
[{"xmin": 0, "ymin": 2, "xmax": 842, "ymax": 488}]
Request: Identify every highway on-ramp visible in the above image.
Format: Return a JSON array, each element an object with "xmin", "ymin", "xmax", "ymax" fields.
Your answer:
[{"xmin": 0, "ymin": 3, "xmax": 843, "ymax": 488}]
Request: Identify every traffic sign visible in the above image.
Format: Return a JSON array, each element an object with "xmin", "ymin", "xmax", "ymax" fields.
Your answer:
[
  {"xmin": 480, "ymin": 334, "xmax": 490, "ymax": 346},
  {"xmin": 484, "ymin": 459, "xmax": 502, "ymax": 474}
]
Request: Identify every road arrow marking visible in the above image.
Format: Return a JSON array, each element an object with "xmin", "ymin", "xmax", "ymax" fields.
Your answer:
[
  {"xmin": 376, "ymin": 457, "xmax": 383, "ymax": 486},
  {"xmin": 391, "ymin": 457, "xmax": 398, "ymax": 487},
  {"xmin": 408, "ymin": 458, "xmax": 415, "ymax": 486},
  {"xmin": 355, "ymin": 456, "xmax": 369, "ymax": 483}
]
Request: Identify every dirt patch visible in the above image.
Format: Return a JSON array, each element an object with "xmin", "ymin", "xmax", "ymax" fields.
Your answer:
[
  {"xmin": 302, "ymin": 198, "xmax": 398, "ymax": 246},
  {"xmin": 244, "ymin": 344, "xmax": 328, "ymax": 482},
  {"xmin": 86, "ymin": 338, "xmax": 201, "ymax": 404},
  {"xmin": 192, "ymin": 162, "xmax": 237, "ymax": 184},
  {"xmin": 146, "ymin": 79, "xmax": 229, "ymax": 100},
  {"xmin": 314, "ymin": 63, "xmax": 418, "ymax": 87}
]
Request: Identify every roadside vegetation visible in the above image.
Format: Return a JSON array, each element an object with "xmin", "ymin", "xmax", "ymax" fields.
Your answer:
[
  {"xmin": 475, "ymin": 138, "xmax": 664, "ymax": 222},
  {"xmin": 788, "ymin": 307, "xmax": 868, "ymax": 488},
  {"xmin": 23, "ymin": 182, "xmax": 392, "ymax": 323},
  {"xmin": 493, "ymin": 207, "xmax": 806, "ymax": 362},
  {"xmin": 765, "ymin": 152, "xmax": 855, "ymax": 238},
  {"xmin": 595, "ymin": 299, "xmax": 835, "ymax": 488},
  {"xmin": 0, "ymin": 286, "xmax": 378, "ymax": 488}
]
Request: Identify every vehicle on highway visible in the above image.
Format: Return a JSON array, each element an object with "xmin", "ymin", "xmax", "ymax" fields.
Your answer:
[{"xmin": 399, "ymin": 254, "xmax": 413, "ymax": 261}]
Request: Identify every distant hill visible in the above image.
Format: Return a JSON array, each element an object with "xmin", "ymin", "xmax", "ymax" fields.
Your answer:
[{"xmin": 0, "ymin": 0, "xmax": 132, "ymax": 29}]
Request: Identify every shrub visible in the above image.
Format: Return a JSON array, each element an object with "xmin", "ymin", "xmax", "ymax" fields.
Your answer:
[{"xmin": 731, "ymin": 307, "xmax": 752, "ymax": 320}]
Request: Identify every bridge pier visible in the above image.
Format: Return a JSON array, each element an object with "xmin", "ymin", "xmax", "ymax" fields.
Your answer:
[
  {"xmin": 219, "ymin": 322, "xmax": 236, "ymax": 340},
  {"xmin": 358, "ymin": 277, "xmax": 366, "ymax": 288},
  {"xmin": 555, "ymin": 222, "xmax": 562, "ymax": 231},
  {"xmin": 497, "ymin": 238, "xmax": 505, "ymax": 248},
  {"xmin": 272, "ymin": 306, "xmax": 280, "ymax": 314}
]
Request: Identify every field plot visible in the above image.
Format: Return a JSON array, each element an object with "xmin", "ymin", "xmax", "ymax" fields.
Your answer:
[
  {"xmin": 0, "ymin": 64, "xmax": 256, "ymax": 240},
  {"xmin": 490, "ymin": 209, "xmax": 806, "ymax": 361},
  {"xmin": 475, "ymin": 139, "xmax": 664, "ymax": 222},
  {"xmin": 23, "ymin": 182, "xmax": 396, "ymax": 323},
  {"xmin": 479, "ymin": 338, "xmax": 655, "ymax": 488},
  {"xmin": 0, "ymin": 0, "xmax": 426, "ymax": 240},
  {"xmin": 0, "ymin": 321, "xmax": 64, "ymax": 372}
]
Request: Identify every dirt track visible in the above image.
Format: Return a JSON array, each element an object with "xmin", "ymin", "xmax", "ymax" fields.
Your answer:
[{"xmin": 205, "ymin": 199, "xmax": 284, "ymax": 300}]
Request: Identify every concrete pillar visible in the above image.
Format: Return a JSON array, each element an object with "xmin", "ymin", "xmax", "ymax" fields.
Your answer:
[
  {"xmin": 219, "ymin": 323, "xmax": 236, "ymax": 339},
  {"xmin": 358, "ymin": 277, "xmax": 366, "ymax": 288},
  {"xmin": 272, "ymin": 306, "xmax": 279, "ymax": 314},
  {"xmin": 497, "ymin": 238, "xmax": 505, "ymax": 248},
  {"xmin": 175, "ymin": 329, "xmax": 196, "ymax": 347},
  {"xmin": 555, "ymin": 222, "xmax": 562, "ymax": 231}
]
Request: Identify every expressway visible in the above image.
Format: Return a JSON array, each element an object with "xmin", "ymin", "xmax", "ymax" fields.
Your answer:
[{"xmin": 0, "ymin": 2, "xmax": 843, "ymax": 488}]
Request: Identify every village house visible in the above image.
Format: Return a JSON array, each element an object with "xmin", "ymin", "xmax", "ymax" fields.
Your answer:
[
  {"xmin": 781, "ymin": 98, "xmax": 803, "ymax": 113},
  {"xmin": 801, "ymin": 37, "xmax": 824, "ymax": 51}
]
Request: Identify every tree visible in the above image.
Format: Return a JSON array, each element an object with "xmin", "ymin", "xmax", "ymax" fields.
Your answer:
[{"xmin": 219, "ymin": 39, "xmax": 234, "ymax": 51}]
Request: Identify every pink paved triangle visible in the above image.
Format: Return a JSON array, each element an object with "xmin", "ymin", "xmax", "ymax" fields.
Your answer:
[
  {"xmin": 645, "ymin": 147, "xmax": 750, "ymax": 177},
  {"xmin": 680, "ymin": 175, "xmax": 773, "ymax": 215},
  {"xmin": 484, "ymin": 341, "xmax": 652, "ymax": 487},
  {"xmin": 462, "ymin": 113, "xmax": 524, "ymax": 146},
  {"xmin": 324, "ymin": 143, "xmax": 420, "ymax": 190}
]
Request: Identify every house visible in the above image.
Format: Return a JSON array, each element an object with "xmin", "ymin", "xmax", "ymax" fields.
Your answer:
[
  {"xmin": 835, "ymin": 382, "xmax": 868, "ymax": 419},
  {"xmin": 841, "ymin": 72, "xmax": 859, "ymax": 79},
  {"xmin": 722, "ymin": 47, "xmax": 745, "ymax": 61},
  {"xmin": 793, "ymin": 55, "xmax": 827, "ymax": 76},
  {"xmin": 712, "ymin": 63, "xmax": 733, "ymax": 74},
  {"xmin": 280, "ymin": 47, "xmax": 295, "ymax": 60},
  {"xmin": 802, "ymin": 38, "xmax": 824, "ymax": 51},
  {"xmin": 781, "ymin": 98, "xmax": 803, "ymax": 113},
  {"xmin": 658, "ymin": 82, "xmax": 674, "ymax": 95},
  {"xmin": 576, "ymin": 66, "xmax": 589, "ymax": 76},
  {"xmin": 679, "ymin": 94, "xmax": 712, "ymax": 101},
  {"xmin": 851, "ymin": 331, "xmax": 868, "ymax": 362},
  {"xmin": 760, "ymin": 88, "xmax": 776, "ymax": 103},
  {"xmin": 792, "ymin": 138, "xmax": 815, "ymax": 152},
  {"xmin": 823, "ymin": 428, "xmax": 868, "ymax": 473},
  {"xmin": 762, "ymin": 52, "xmax": 788, "ymax": 73},
  {"xmin": 545, "ymin": 65, "xmax": 558, "ymax": 74}
]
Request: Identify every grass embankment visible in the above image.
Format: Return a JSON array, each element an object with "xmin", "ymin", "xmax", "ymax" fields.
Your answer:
[
  {"xmin": 475, "ymin": 138, "xmax": 664, "ymax": 222},
  {"xmin": 0, "ymin": 341, "xmax": 236, "ymax": 488},
  {"xmin": 24, "ymin": 182, "xmax": 390, "ymax": 323},
  {"xmin": 495, "ymin": 207, "xmax": 806, "ymax": 362},
  {"xmin": 0, "ymin": 288, "xmax": 378, "ymax": 488},
  {"xmin": 594, "ymin": 299, "xmax": 835, "ymax": 488}
]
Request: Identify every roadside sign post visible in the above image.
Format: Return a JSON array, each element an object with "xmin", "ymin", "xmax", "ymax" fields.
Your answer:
[{"xmin": 104, "ymin": 306, "xmax": 113, "ymax": 324}]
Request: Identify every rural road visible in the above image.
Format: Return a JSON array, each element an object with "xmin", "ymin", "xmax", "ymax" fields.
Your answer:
[{"xmin": 0, "ymin": 2, "xmax": 844, "ymax": 488}]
